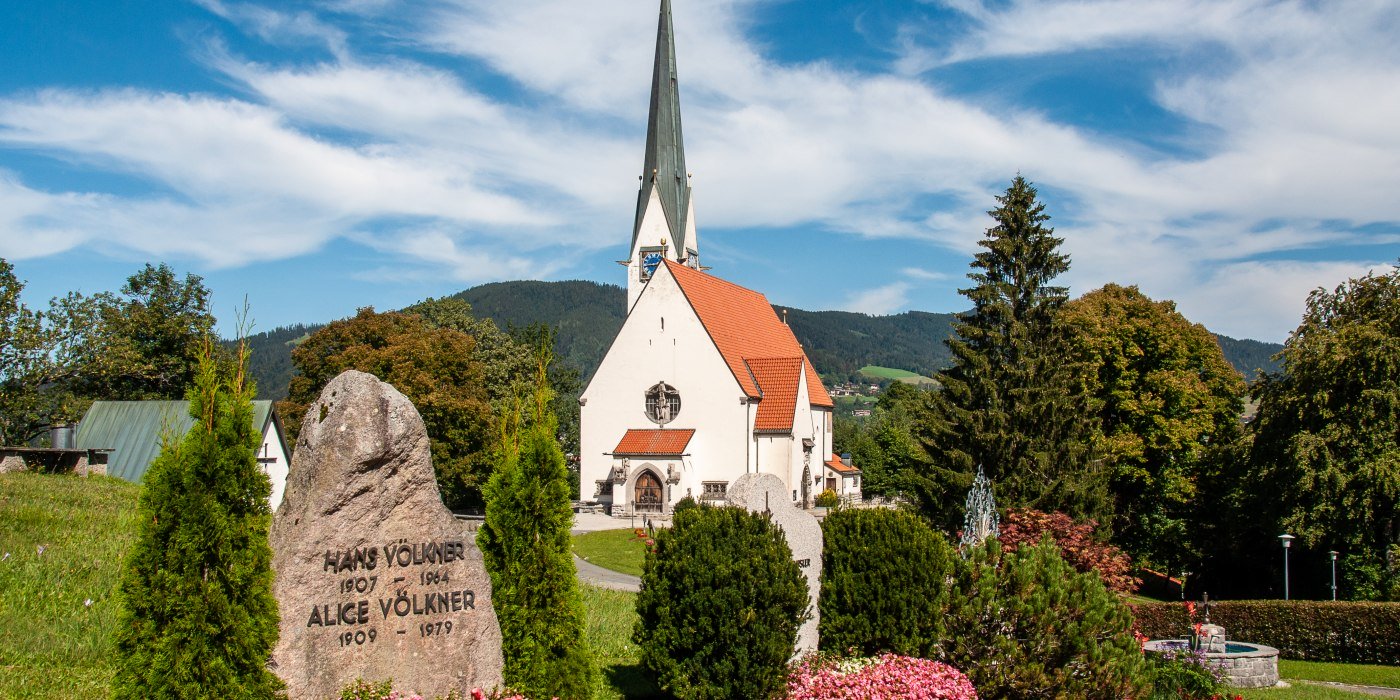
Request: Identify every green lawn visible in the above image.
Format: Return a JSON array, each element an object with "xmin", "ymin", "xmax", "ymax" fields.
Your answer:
[
  {"xmin": 1278, "ymin": 660, "xmax": 1400, "ymax": 688},
  {"xmin": 581, "ymin": 584, "xmax": 661, "ymax": 699},
  {"xmin": 858, "ymin": 365, "xmax": 939, "ymax": 386},
  {"xmin": 0, "ymin": 471, "xmax": 141, "ymax": 698},
  {"xmin": 572, "ymin": 528, "xmax": 650, "ymax": 577}
]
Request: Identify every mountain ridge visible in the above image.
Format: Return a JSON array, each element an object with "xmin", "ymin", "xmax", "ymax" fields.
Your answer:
[{"xmin": 241, "ymin": 279, "xmax": 1281, "ymax": 401}]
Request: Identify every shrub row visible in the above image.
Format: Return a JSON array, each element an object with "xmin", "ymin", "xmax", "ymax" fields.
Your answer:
[{"xmin": 1132, "ymin": 600, "xmax": 1400, "ymax": 664}]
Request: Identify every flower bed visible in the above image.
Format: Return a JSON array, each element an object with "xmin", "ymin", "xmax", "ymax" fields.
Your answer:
[{"xmin": 786, "ymin": 653, "xmax": 978, "ymax": 699}]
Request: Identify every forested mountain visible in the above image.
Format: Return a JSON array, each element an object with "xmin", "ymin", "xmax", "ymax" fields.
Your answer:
[{"xmin": 238, "ymin": 280, "xmax": 1280, "ymax": 401}]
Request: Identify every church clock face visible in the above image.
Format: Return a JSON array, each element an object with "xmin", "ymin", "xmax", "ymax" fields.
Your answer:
[{"xmin": 640, "ymin": 250, "xmax": 664, "ymax": 280}]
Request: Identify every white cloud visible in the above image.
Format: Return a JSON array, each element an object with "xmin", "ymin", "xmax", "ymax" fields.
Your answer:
[
  {"xmin": 843, "ymin": 282, "xmax": 913, "ymax": 315},
  {"xmin": 0, "ymin": 0, "xmax": 1395, "ymax": 341}
]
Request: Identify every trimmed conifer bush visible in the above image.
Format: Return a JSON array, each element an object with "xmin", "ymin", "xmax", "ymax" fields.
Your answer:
[
  {"xmin": 479, "ymin": 356, "xmax": 597, "ymax": 700},
  {"xmin": 942, "ymin": 538, "xmax": 1147, "ymax": 699},
  {"xmin": 818, "ymin": 508, "xmax": 956, "ymax": 658},
  {"xmin": 111, "ymin": 340, "xmax": 282, "ymax": 699},
  {"xmin": 814, "ymin": 488, "xmax": 840, "ymax": 508},
  {"xmin": 634, "ymin": 505, "xmax": 808, "ymax": 699}
]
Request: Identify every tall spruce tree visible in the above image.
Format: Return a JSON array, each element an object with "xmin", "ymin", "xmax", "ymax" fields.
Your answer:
[
  {"xmin": 111, "ymin": 338, "xmax": 281, "ymax": 699},
  {"xmin": 477, "ymin": 337, "xmax": 597, "ymax": 699},
  {"xmin": 913, "ymin": 176, "xmax": 1106, "ymax": 528}
]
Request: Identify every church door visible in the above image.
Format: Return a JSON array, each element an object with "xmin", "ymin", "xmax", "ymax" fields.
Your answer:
[{"xmin": 634, "ymin": 471, "xmax": 663, "ymax": 513}]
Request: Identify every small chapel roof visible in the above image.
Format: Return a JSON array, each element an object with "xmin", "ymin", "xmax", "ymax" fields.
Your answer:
[
  {"xmin": 665, "ymin": 259, "xmax": 834, "ymax": 409},
  {"xmin": 613, "ymin": 428, "xmax": 696, "ymax": 456},
  {"xmin": 825, "ymin": 457, "xmax": 861, "ymax": 475}
]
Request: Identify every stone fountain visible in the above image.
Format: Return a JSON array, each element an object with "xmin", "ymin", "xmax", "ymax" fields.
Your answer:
[{"xmin": 1142, "ymin": 594, "xmax": 1280, "ymax": 689}]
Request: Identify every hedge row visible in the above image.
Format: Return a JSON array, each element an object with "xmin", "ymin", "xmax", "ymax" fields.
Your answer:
[{"xmin": 1131, "ymin": 601, "xmax": 1400, "ymax": 665}]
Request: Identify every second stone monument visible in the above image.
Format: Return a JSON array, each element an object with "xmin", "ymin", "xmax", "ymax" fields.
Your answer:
[
  {"xmin": 269, "ymin": 370, "xmax": 503, "ymax": 699},
  {"xmin": 726, "ymin": 472, "xmax": 823, "ymax": 655}
]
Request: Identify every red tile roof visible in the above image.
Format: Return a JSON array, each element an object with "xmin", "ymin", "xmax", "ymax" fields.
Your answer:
[
  {"xmin": 613, "ymin": 428, "xmax": 696, "ymax": 456},
  {"xmin": 825, "ymin": 457, "xmax": 860, "ymax": 475},
  {"xmin": 665, "ymin": 260, "xmax": 834, "ymax": 408},
  {"xmin": 746, "ymin": 357, "xmax": 804, "ymax": 432}
]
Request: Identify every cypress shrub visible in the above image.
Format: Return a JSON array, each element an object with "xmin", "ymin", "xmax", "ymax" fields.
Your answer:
[
  {"xmin": 818, "ymin": 508, "xmax": 955, "ymax": 658},
  {"xmin": 943, "ymin": 538, "xmax": 1147, "ymax": 699},
  {"xmin": 478, "ymin": 353, "xmax": 597, "ymax": 699},
  {"xmin": 634, "ymin": 505, "xmax": 808, "ymax": 699},
  {"xmin": 111, "ymin": 340, "xmax": 282, "ymax": 699}
]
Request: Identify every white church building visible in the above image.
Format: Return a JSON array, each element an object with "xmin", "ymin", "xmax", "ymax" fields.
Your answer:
[{"xmin": 579, "ymin": 0, "xmax": 860, "ymax": 517}]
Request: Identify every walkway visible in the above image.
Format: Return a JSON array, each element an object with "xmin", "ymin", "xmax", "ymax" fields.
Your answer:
[{"xmin": 571, "ymin": 511, "xmax": 643, "ymax": 592}]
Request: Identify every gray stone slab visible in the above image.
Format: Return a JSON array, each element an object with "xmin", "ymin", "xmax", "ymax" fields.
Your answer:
[
  {"xmin": 270, "ymin": 370, "xmax": 503, "ymax": 699},
  {"xmin": 726, "ymin": 473, "xmax": 822, "ymax": 655}
]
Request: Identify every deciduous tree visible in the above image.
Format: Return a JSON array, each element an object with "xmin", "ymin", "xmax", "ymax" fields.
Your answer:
[
  {"xmin": 279, "ymin": 307, "xmax": 495, "ymax": 510},
  {"xmin": 1248, "ymin": 265, "xmax": 1400, "ymax": 599},
  {"xmin": 1061, "ymin": 284, "xmax": 1246, "ymax": 572},
  {"xmin": 94, "ymin": 263, "xmax": 218, "ymax": 400}
]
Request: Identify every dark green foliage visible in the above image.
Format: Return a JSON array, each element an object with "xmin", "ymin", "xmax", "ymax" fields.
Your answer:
[
  {"xmin": 832, "ymin": 383, "xmax": 932, "ymax": 498},
  {"xmin": 1247, "ymin": 266, "xmax": 1400, "ymax": 600},
  {"xmin": 1132, "ymin": 600, "xmax": 1400, "ymax": 664},
  {"xmin": 95, "ymin": 263, "xmax": 219, "ymax": 401},
  {"xmin": 818, "ymin": 508, "xmax": 955, "ymax": 658},
  {"xmin": 231, "ymin": 323, "xmax": 316, "ymax": 401},
  {"xmin": 111, "ymin": 340, "xmax": 281, "ymax": 699},
  {"xmin": 478, "ymin": 350, "xmax": 596, "ymax": 700},
  {"xmin": 1213, "ymin": 333, "xmax": 1281, "ymax": 377},
  {"xmin": 916, "ymin": 177, "xmax": 1107, "ymax": 528},
  {"xmin": 634, "ymin": 506, "xmax": 808, "ymax": 699},
  {"xmin": 942, "ymin": 539, "xmax": 1146, "ymax": 699}
]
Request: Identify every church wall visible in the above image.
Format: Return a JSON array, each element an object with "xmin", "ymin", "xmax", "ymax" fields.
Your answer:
[{"xmin": 581, "ymin": 266, "xmax": 753, "ymax": 513}]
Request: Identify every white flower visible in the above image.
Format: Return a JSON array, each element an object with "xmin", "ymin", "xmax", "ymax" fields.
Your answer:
[
  {"xmin": 36, "ymin": 545, "xmax": 46, "ymax": 556},
  {"xmin": 84, "ymin": 598, "xmax": 93, "ymax": 607},
  {"xmin": 1, "ymin": 552, "xmax": 9, "ymax": 562}
]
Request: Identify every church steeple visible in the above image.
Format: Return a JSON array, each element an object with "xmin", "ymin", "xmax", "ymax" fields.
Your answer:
[{"xmin": 632, "ymin": 0, "xmax": 692, "ymax": 257}]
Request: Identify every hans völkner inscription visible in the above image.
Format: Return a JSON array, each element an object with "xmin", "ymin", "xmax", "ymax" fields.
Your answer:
[{"xmin": 270, "ymin": 370, "xmax": 503, "ymax": 700}]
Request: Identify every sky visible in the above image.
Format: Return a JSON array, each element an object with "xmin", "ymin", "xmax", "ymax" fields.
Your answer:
[{"xmin": 1, "ymin": 0, "xmax": 1397, "ymax": 344}]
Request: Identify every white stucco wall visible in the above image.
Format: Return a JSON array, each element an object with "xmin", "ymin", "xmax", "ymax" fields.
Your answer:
[
  {"xmin": 581, "ymin": 265, "xmax": 755, "ymax": 515},
  {"xmin": 261, "ymin": 420, "xmax": 289, "ymax": 511}
]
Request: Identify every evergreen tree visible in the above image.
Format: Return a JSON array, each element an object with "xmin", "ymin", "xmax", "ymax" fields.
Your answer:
[
  {"xmin": 478, "ymin": 338, "xmax": 597, "ymax": 699},
  {"xmin": 111, "ymin": 338, "xmax": 281, "ymax": 699},
  {"xmin": 913, "ymin": 176, "xmax": 1106, "ymax": 528},
  {"xmin": 942, "ymin": 538, "xmax": 1146, "ymax": 699},
  {"xmin": 634, "ymin": 505, "xmax": 807, "ymax": 700}
]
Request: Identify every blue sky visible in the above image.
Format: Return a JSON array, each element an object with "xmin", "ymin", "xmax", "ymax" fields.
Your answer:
[{"xmin": 2, "ymin": 0, "xmax": 1397, "ymax": 343}]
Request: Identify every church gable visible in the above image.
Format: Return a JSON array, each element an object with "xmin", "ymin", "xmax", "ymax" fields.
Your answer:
[{"xmin": 746, "ymin": 357, "xmax": 804, "ymax": 433}]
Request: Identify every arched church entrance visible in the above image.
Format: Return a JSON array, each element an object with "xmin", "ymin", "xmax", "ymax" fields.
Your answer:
[{"xmin": 634, "ymin": 469, "xmax": 664, "ymax": 513}]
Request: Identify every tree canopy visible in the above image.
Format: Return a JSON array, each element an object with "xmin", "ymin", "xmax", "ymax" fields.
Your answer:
[
  {"xmin": 1248, "ymin": 265, "xmax": 1400, "ymax": 599},
  {"xmin": 1061, "ymin": 283, "xmax": 1246, "ymax": 572}
]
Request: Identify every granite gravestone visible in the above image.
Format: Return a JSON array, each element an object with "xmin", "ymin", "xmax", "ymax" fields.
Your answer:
[
  {"xmin": 725, "ymin": 473, "xmax": 822, "ymax": 655},
  {"xmin": 269, "ymin": 370, "xmax": 503, "ymax": 699}
]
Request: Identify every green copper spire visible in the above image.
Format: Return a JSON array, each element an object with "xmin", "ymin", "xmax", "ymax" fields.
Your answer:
[{"xmin": 633, "ymin": 0, "xmax": 691, "ymax": 255}]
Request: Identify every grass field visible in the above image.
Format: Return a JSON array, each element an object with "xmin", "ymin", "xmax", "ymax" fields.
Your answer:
[
  {"xmin": 0, "ymin": 471, "xmax": 141, "ymax": 698},
  {"xmin": 3, "ymin": 471, "xmax": 1395, "ymax": 700},
  {"xmin": 858, "ymin": 365, "xmax": 939, "ymax": 386},
  {"xmin": 572, "ymin": 529, "xmax": 650, "ymax": 578}
]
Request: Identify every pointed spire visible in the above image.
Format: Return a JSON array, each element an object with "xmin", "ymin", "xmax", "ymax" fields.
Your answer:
[{"xmin": 633, "ymin": 0, "xmax": 691, "ymax": 256}]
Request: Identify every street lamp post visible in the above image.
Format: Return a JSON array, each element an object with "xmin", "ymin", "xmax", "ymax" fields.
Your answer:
[
  {"xmin": 1329, "ymin": 550, "xmax": 1339, "ymax": 601},
  {"xmin": 1279, "ymin": 534, "xmax": 1296, "ymax": 600}
]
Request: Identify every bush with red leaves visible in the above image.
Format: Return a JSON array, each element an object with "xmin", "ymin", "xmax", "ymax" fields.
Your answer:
[{"xmin": 999, "ymin": 508, "xmax": 1139, "ymax": 595}]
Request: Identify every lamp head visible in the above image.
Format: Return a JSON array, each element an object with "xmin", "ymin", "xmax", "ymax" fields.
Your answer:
[{"xmin": 1279, "ymin": 533, "xmax": 1296, "ymax": 548}]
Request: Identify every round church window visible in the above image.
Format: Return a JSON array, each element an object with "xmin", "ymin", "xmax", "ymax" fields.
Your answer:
[{"xmin": 645, "ymin": 382, "xmax": 681, "ymax": 425}]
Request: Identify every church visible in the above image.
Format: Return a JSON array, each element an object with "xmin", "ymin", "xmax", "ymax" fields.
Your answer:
[{"xmin": 578, "ymin": 0, "xmax": 860, "ymax": 517}]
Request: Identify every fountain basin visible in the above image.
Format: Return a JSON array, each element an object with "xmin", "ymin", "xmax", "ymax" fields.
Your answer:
[{"xmin": 1143, "ymin": 639, "xmax": 1280, "ymax": 688}]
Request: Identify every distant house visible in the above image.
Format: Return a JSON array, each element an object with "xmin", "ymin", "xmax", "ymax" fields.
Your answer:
[{"xmin": 74, "ymin": 401, "xmax": 290, "ymax": 510}]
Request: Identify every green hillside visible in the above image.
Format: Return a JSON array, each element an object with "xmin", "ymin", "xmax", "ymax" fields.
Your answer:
[{"xmin": 237, "ymin": 280, "xmax": 1281, "ymax": 401}]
